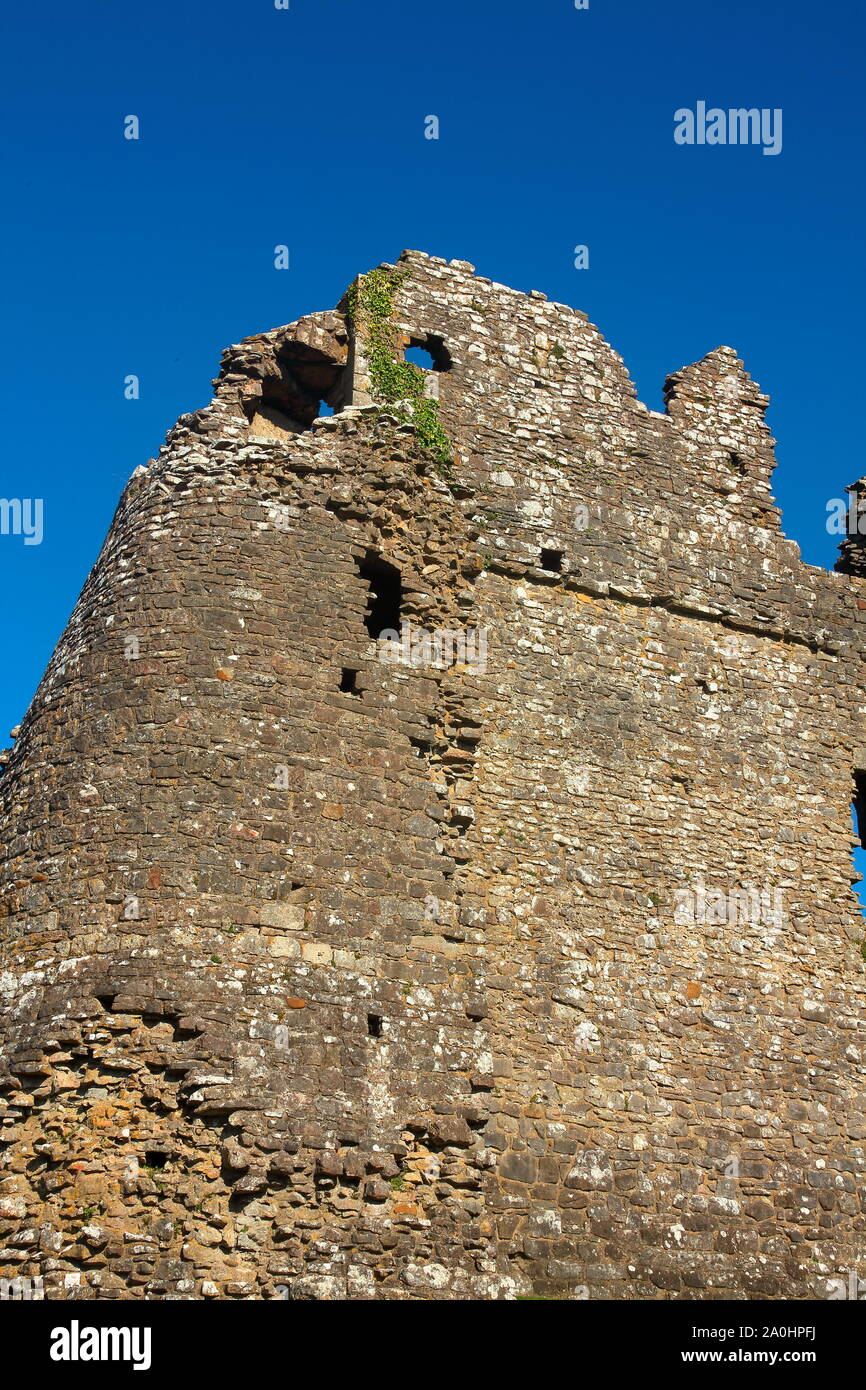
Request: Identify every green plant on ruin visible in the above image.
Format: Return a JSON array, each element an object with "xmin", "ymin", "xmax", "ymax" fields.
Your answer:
[{"xmin": 348, "ymin": 266, "xmax": 453, "ymax": 469}]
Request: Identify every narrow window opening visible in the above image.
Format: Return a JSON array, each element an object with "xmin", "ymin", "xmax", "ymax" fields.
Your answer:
[
  {"xmin": 367, "ymin": 1013, "xmax": 383, "ymax": 1038},
  {"xmin": 144, "ymin": 1150, "xmax": 170, "ymax": 1170},
  {"xmin": 404, "ymin": 333, "xmax": 451, "ymax": 372},
  {"xmin": 339, "ymin": 668, "xmax": 360, "ymax": 696},
  {"xmin": 357, "ymin": 553, "xmax": 402, "ymax": 638},
  {"xmin": 540, "ymin": 548, "xmax": 563, "ymax": 573}
]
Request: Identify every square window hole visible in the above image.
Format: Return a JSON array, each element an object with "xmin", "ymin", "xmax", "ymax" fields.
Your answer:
[
  {"xmin": 540, "ymin": 549, "xmax": 563, "ymax": 573},
  {"xmin": 403, "ymin": 334, "xmax": 451, "ymax": 372},
  {"xmin": 340, "ymin": 668, "xmax": 360, "ymax": 696}
]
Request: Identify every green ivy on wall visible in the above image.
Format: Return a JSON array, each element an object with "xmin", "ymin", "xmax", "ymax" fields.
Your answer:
[{"xmin": 347, "ymin": 266, "xmax": 453, "ymax": 468}]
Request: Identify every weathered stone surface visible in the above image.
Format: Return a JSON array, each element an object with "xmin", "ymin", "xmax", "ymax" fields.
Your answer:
[{"xmin": 0, "ymin": 250, "xmax": 865, "ymax": 1301}]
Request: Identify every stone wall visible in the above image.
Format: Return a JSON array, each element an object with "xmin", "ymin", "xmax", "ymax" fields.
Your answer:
[{"xmin": 0, "ymin": 250, "xmax": 864, "ymax": 1299}]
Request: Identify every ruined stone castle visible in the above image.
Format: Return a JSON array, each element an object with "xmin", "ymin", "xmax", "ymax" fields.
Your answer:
[{"xmin": 1, "ymin": 250, "xmax": 864, "ymax": 1300}]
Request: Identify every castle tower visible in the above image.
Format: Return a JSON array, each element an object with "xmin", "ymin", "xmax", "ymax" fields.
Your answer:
[{"xmin": 1, "ymin": 251, "xmax": 864, "ymax": 1300}]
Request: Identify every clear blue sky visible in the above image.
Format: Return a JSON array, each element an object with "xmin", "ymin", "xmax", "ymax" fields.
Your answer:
[{"xmin": 1, "ymin": 0, "xmax": 864, "ymax": 748}]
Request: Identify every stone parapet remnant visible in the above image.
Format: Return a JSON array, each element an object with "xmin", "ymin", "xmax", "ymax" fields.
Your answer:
[{"xmin": 0, "ymin": 250, "xmax": 864, "ymax": 1300}]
